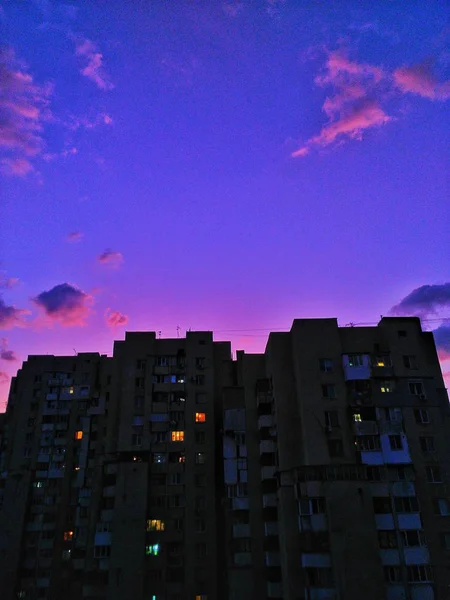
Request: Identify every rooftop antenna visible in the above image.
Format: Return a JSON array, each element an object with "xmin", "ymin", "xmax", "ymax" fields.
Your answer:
[
  {"xmin": 73, "ymin": 348, "xmax": 77, "ymax": 355},
  {"xmin": 176, "ymin": 326, "xmax": 180, "ymax": 338},
  {"xmin": 158, "ymin": 331, "xmax": 162, "ymax": 339}
]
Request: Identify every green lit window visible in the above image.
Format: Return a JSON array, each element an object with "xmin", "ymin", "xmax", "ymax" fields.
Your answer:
[{"xmin": 146, "ymin": 543, "xmax": 160, "ymax": 556}]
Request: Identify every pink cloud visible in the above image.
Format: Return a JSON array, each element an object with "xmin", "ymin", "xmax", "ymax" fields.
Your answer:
[
  {"xmin": 74, "ymin": 37, "xmax": 114, "ymax": 90},
  {"xmin": 0, "ymin": 275, "xmax": 20, "ymax": 289},
  {"xmin": 0, "ymin": 371, "xmax": 9, "ymax": 384},
  {"xmin": 0, "ymin": 46, "xmax": 52, "ymax": 173},
  {"xmin": 393, "ymin": 59, "xmax": 450, "ymax": 100},
  {"xmin": 97, "ymin": 249, "xmax": 124, "ymax": 268},
  {"xmin": 105, "ymin": 309, "xmax": 129, "ymax": 327},
  {"xmin": 66, "ymin": 231, "xmax": 84, "ymax": 243},
  {"xmin": 0, "ymin": 297, "xmax": 29, "ymax": 330},
  {"xmin": 32, "ymin": 283, "xmax": 93, "ymax": 326},
  {"xmin": 66, "ymin": 112, "xmax": 113, "ymax": 131},
  {"xmin": 292, "ymin": 49, "xmax": 390, "ymax": 157}
]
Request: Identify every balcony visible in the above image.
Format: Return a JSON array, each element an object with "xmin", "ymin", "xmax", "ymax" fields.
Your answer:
[
  {"xmin": 46, "ymin": 393, "xmax": 58, "ymax": 401},
  {"xmin": 102, "ymin": 486, "xmax": 116, "ymax": 497},
  {"xmin": 267, "ymin": 582, "xmax": 283, "ymax": 598},
  {"xmin": 261, "ymin": 466, "xmax": 276, "ymax": 480},
  {"xmin": 353, "ymin": 421, "xmax": 378, "ymax": 435},
  {"xmin": 232, "ymin": 523, "xmax": 250, "ymax": 538},
  {"xmin": 264, "ymin": 522, "xmax": 279, "ymax": 536},
  {"xmin": 234, "ymin": 552, "xmax": 252, "ymax": 566},
  {"xmin": 258, "ymin": 414, "xmax": 274, "ymax": 429},
  {"xmin": 41, "ymin": 424, "xmax": 54, "ymax": 431},
  {"xmin": 260, "ymin": 440, "xmax": 276, "ymax": 455},
  {"xmin": 232, "ymin": 497, "xmax": 249, "ymax": 510},
  {"xmin": 379, "ymin": 421, "xmax": 403, "ymax": 435},
  {"xmin": 342, "ymin": 355, "xmax": 371, "ymax": 381},
  {"xmin": 265, "ymin": 551, "xmax": 281, "ymax": 567},
  {"xmin": 263, "ymin": 493, "xmax": 277, "ymax": 508}
]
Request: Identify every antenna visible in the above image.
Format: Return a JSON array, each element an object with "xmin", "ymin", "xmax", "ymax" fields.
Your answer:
[
  {"xmin": 73, "ymin": 348, "xmax": 77, "ymax": 355},
  {"xmin": 158, "ymin": 331, "xmax": 162, "ymax": 339},
  {"xmin": 176, "ymin": 326, "xmax": 180, "ymax": 338}
]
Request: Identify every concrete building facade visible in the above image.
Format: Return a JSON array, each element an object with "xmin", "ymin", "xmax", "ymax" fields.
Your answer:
[{"xmin": 0, "ymin": 318, "xmax": 449, "ymax": 600}]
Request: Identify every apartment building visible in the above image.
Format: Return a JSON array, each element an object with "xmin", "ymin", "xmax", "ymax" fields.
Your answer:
[
  {"xmin": 221, "ymin": 317, "xmax": 450, "ymax": 600},
  {"xmin": 0, "ymin": 317, "xmax": 449, "ymax": 600}
]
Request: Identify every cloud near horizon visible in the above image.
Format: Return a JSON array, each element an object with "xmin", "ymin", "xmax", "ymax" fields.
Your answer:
[
  {"xmin": 97, "ymin": 249, "xmax": 123, "ymax": 268},
  {"xmin": 105, "ymin": 309, "xmax": 129, "ymax": 327},
  {"xmin": 292, "ymin": 49, "xmax": 449, "ymax": 158},
  {"xmin": 0, "ymin": 338, "xmax": 17, "ymax": 362},
  {"xmin": 0, "ymin": 297, "xmax": 29, "ymax": 330},
  {"xmin": 73, "ymin": 37, "xmax": 114, "ymax": 90},
  {"xmin": 0, "ymin": 371, "xmax": 9, "ymax": 384},
  {"xmin": 32, "ymin": 283, "xmax": 93, "ymax": 326},
  {"xmin": 433, "ymin": 323, "xmax": 450, "ymax": 361},
  {"xmin": 0, "ymin": 45, "xmax": 52, "ymax": 175}
]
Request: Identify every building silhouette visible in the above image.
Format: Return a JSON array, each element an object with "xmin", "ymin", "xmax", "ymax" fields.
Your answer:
[{"xmin": 0, "ymin": 318, "xmax": 449, "ymax": 600}]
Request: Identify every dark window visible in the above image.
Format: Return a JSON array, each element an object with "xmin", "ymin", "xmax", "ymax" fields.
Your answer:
[
  {"xmin": 419, "ymin": 436, "xmax": 435, "ymax": 453},
  {"xmin": 394, "ymin": 497, "xmax": 420, "ymax": 513},
  {"xmin": 407, "ymin": 565, "xmax": 433, "ymax": 583},
  {"xmin": 403, "ymin": 355, "xmax": 418, "ymax": 369},
  {"xmin": 440, "ymin": 533, "xmax": 450, "ymax": 550},
  {"xmin": 389, "ymin": 435, "xmax": 402, "ymax": 451},
  {"xmin": 378, "ymin": 530, "xmax": 397, "ymax": 549},
  {"xmin": 321, "ymin": 384, "xmax": 336, "ymax": 399},
  {"xmin": 319, "ymin": 358, "xmax": 333, "ymax": 373},
  {"xmin": 324, "ymin": 411, "xmax": 339, "ymax": 428},
  {"xmin": 384, "ymin": 566, "xmax": 401, "ymax": 582},
  {"xmin": 398, "ymin": 330, "xmax": 407, "ymax": 338},
  {"xmin": 414, "ymin": 409, "xmax": 430, "ymax": 424},
  {"xmin": 373, "ymin": 497, "xmax": 391, "ymax": 514},
  {"xmin": 426, "ymin": 466, "xmax": 442, "ymax": 483}
]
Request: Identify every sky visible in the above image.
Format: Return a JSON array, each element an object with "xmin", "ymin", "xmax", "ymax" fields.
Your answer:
[{"xmin": 0, "ymin": 0, "xmax": 449, "ymax": 410}]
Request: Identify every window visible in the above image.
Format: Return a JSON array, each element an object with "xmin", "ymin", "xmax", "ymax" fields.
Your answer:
[
  {"xmin": 134, "ymin": 396, "xmax": 144, "ymax": 409},
  {"xmin": 434, "ymin": 498, "xmax": 450, "ymax": 516},
  {"xmin": 146, "ymin": 543, "xmax": 160, "ymax": 556},
  {"xmin": 152, "ymin": 453, "xmax": 166, "ymax": 464},
  {"xmin": 94, "ymin": 545, "xmax": 111, "ymax": 558},
  {"xmin": 153, "ymin": 432, "xmax": 167, "ymax": 443},
  {"xmin": 355, "ymin": 435, "xmax": 381, "ymax": 451},
  {"xmin": 441, "ymin": 533, "xmax": 450, "ymax": 550},
  {"xmin": 407, "ymin": 565, "xmax": 433, "ymax": 583},
  {"xmin": 324, "ymin": 411, "xmax": 339, "ymax": 428},
  {"xmin": 195, "ymin": 596, "xmax": 207, "ymax": 600},
  {"xmin": 389, "ymin": 435, "xmax": 403, "ymax": 451},
  {"xmin": 61, "ymin": 549, "xmax": 71, "ymax": 560},
  {"xmin": 171, "ymin": 431, "xmax": 184, "ymax": 442},
  {"xmin": 393, "ymin": 466, "xmax": 414, "ymax": 482},
  {"xmin": 194, "ymin": 375, "xmax": 205, "ymax": 385},
  {"xmin": 373, "ymin": 354, "xmax": 392, "ymax": 367},
  {"xmin": 380, "ymin": 380, "xmax": 394, "ymax": 393},
  {"xmin": 27, "ymin": 418, "xmax": 35, "ymax": 427},
  {"xmin": 195, "ymin": 431, "xmax": 206, "ymax": 444},
  {"xmin": 414, "ymin": 409, "xmax": 430, "ymax": 424},
  {"xmin": 321, "ymin": 384, "xmax": 336, "ymax": 399},
  {"xmin": 169, "ymin": 410, "xmax": 184, "ymax": 422},
  {"xmin": 63, "ymin": 531, "xmax": 73, "ymax": 541},
  {"xmin": 195, "ymin": 496, "xmax": 206, "ymax": 510},
  {"xmin": 347, "ymin": 354, "xmax": 364, "ymax": 367},
  {"xmin": 174, "ymin": 517, "xmax": 184, "ymax": 531},
  {"xmin": 132, "ymin": 434, "xmax": 142, "ymax": 446},
  {"xmin": 384, "ymin": 566, "xmax": 401, "ymax": 583},
  {"xmin": 169, "ymin": 495, "xmax": 185, "ymax": 508},
  {"xmin": 328, "ymin": 439, "xmax": 344, "ymax": 457},
  {"xmin": 373, "ymin": 497, "xmax": 392, "ymax": 513},
  {"xmin": 403, "ymin": 355, "xmax": 418, "ymax": 369},
  {"xmin": 195, "ymin": 412, "xmax": 206, "ymax": 423},
  {"xmin": 409, "ymin": 381, "xmax": 424, "ymax": 396},
  {"xmin": 378, "ymin": 530, "xmax": 398, "ymax": 548},
  {"xmin": 394, "ymin": 496, "xmax": 420, "ymax": 513},
  {"xmin": 401, "ymin": 530, "xmax": 426, "ymax": 547},
  {"xmin": 319, "ymin": 358, "xmax": 333, "ymax": 373},
  {"xmin": 367, "ymin": 466, "xmax": 384, "ymax": 481},
  {"xmin": 353, "ymin": 413, "xmax": 362, "ymax": 422},
  {"xmin": 419, "ymin": 436, "xmax": 435, "ymax": 453},
  {"xmin": 299, "ymin": 497, "xmax": 325, "ymax": 515},
  {"xmin": 235, "ymin": 431, "xmax": 246, "ymax": 445},
  {"xmin": 136, "ymin": 359, "xmax": 145, "ymax": 369},
  {"xmin": 147, "ymin": 519, "xmax": 165, "ymax": 532},
  {"xmin": 75, "ymin": 431, "xmax": 83, "ymax": 440},
  {"xmin": 195, "ymin": 357, "xmax": 205, "ymax": 369},
  {"xmin": 305, "ymin": 567, "xmax": 333, "ymax": 586},
  {"xmin": 195, "ymin": 542, "xmax": 207, "ymax": 560},
  {"xmin": 195, "ymin": 452, "xmax": 206, "ymax": 465},
  {"xmin": 196, "ymin": 393, "xmax": 207, "ymax": 404},
  {"xmin": 168, "ymin": 472, "xmax": 184, "ymax": 485},
  {"xmin": 135, "ymin": 377, "xmax": 145, "ymax": 388},
  {"xmin": 426, "ymin": 466, "xmax": 442, "ymax": 483},
  {"xmin": 195, "ymin": 518, "xmax": 206, "ymax": 532}
]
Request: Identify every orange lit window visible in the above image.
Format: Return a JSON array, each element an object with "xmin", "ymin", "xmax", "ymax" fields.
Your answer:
[
  {"xmin": 171, "ymin": 431, "xmax": 184, "ymax": 442},
  {"xmin": 146, "ymin": 519, "xmax": 165, "ymax": 532},
  {"xmin": 75, "ymin": 431, "xmax": 83, "ymax": 440},
  {"xmin": 63, "ymin": 531, "xmax": 73, "ymax": 541},
  {"xmin": 195, "ymin": 413, "xmax": 206, "ymax": 423}
]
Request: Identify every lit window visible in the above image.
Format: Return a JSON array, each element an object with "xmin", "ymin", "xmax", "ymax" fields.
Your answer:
[
  {"xmin": 195, "ymin": 412, "xmax": 206, "ymax": 423},
  {"xmin": 63, "ymin": 531, "xmax": 73, "ymax": 541},
  {"xmin": 353, "ymin": 414, "xmax": 362, "ymax": 422},
  {"xmin": 74, "ymin": 466, "xmax": 80, "ymax": 471},
  {"xmin": 171, "ymin": 431, "xmax": 184, "ymax": 442},
  {"xmin": 380, "ymin": 380, "xmax": 394, "ymax": 393},
  {"xmin": 146, "ymin": 543, "xmax": 160, "ymax": 556},
  {"xmin": 69, "ymin": 387, "xmax": 74, "ymax": 394},
  {"xmin": 196, "ymin": 596, "xmax": 208, "ymax": 600},
  {"xmin": 75, "ymin": 431, "xmax": 83, "ymax": 440},
  {"xmin": 147, "ymin": 519, "xmax": 165, "ymax": 532}
]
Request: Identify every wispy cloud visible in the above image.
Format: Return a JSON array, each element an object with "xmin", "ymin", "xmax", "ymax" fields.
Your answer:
[
  {"xmin": 394, "ymin": 59, "xmax": 450, "ymax": 100},
  {"xmin": 66, "ymin": 112, "xmax": 113, "ymax": 131},
  {"xmin": 0, "ymin": 338, "xmax": 17, "ymax": 362},
  {"xmin": 292, "ymin": 49, "xmax": 389, "ymax": 157},
  {"xmin": 66, "ymin": 231, "xmax": 83, "ymax": 243},
  {"xmin": 0, "ymin": 274, "xmax": 20, "ymax": 289},
  {"xmin": 73, "ymin": 37, "xmax": 114, "ymax": 90},
  {"xmin": 97, "ymin": 249, "xmax": 123, "ymax": 268},
  {"xmin": 32, "ymin": 283, "xmax": 93, "ymax": 326},
  {"xmin": 0, "ymin": 371, "xmax": 9, "ymax": 384},
  {"xmin": 0, "ymin": 45, "xmax": 52, "ymax": 175},
  {"xmin": 390, "ymin": 283, "xmax": 450, "ymax": 319},
  {"xmin": 105, "ymin": 309, "xmax": 129, "ymax": 327},
  {"xmin": 0, "ymin": 297, "xmax": 29, "ymax": 330}
]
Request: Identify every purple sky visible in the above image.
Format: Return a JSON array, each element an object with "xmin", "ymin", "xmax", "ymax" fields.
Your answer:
[{"xmin": 1, "ymin": 1, "xmax": 449, "ymax": 410}]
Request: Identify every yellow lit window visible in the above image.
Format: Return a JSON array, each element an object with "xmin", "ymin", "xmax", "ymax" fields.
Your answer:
[
  {"xmin": 171, "ymin": 431, "xmax": 184, "ymax": 442},
  {"xmin": 74, "ymin": 466, "xmax": 80, "ymax": 471},
  {"xmin": 195, "ymin": 412, "xmax": 206, "ymax": 423},
  {"xmin": 353, "ymin": 414, "xmax": 362, "ymax": 422},
  {"xmin": 69, "ymin": 387, "xmax": 74, "ymax": 394},
  {"xmin": 147, "ymin": 519, "xmax": 165, "ymax": 532},
  {"xmin": 63, "ymin": 531, "xmax": 73, "ymax": 541},
  {"xmin": 75, "ymin": 431, "xmax": 83, "ymax": 440}
]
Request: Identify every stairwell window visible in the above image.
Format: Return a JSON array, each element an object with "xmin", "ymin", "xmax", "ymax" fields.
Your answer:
[{"xmin": 319, "ymin": 358, "xmax": 333, "ymax": 373}]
